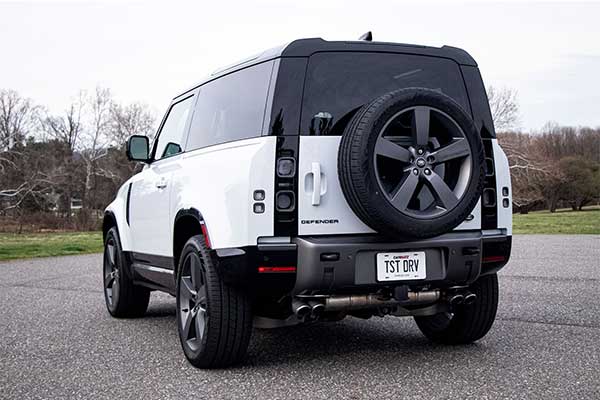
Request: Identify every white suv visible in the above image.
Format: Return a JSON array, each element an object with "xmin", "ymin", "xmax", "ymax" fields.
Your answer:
[{"xmin": 102, "ymin": 37, "xmax": 512, "ymax": 368}]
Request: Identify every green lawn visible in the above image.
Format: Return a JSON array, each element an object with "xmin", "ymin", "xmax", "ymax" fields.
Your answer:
[
  {"xmin": 513, "ymin": 207, "xmax": 600, "ymax": 234},
  {"xmin": 0, "ymin": 208, "xmax": 597, "ymax": 261},
  {"xmin": 0, "ymin": 231, "xmax": 103, "ymax": 261}
]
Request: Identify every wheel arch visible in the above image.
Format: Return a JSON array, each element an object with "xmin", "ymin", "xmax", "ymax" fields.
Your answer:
[
  {"xmin": 173, "ymin": 208, "xmax": 210, "ymax": 275},
  {"xmin": 102, "ymin": 211, "xmax": 118, "ymax": 243}
]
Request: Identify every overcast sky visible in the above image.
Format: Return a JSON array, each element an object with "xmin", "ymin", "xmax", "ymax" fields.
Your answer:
[{"xmin": 0, "ymin": 0, "xmax": 598, "ymax": 131}]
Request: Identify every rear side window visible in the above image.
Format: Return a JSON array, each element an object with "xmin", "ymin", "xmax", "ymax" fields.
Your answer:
[
  {"xmin": 301, "ymin": 52, "xmax": 470, "ymax": 135},
  {"xmin": 186, "ymin": 61, "xmax": 274, "ymax": 150},
  {"xmin": 153, "ymin": 96, "xmax": 194, "ymax": 160}
]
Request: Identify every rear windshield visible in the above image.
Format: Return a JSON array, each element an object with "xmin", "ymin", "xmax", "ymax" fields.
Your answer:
[{"xmin": 301, "ymin": 52, "xmax": 470, "ymax": 135}]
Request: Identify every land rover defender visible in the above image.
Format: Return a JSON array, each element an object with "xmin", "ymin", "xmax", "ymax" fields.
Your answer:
[{"xmin": 102, "ymin": 36, "xmax": 512, "ymax": 368}]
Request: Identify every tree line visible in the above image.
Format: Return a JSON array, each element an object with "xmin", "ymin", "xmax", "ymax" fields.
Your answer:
[
  {"xmin": 488, "ymin": 87, "xmax": 600, "ymax": 214},
  {"xmin": 0, "ymin": 88, "xmax": 155, "ymax": 231},
  {"xmin": 0, "ymin": 87, "xmax": 599, "ymax": 232}
]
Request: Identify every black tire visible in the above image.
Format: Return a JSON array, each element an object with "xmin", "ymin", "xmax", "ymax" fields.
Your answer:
[
  {"xmin": 414, "ymin": 274, "xmax": 499, "ymax": 344},
  {"xmin": 176, "ymin": 235, "xmax": 252, "ymax": 368},
  {"xmin": 103, "ymin": 227, "xmax": 150, "ymax": 318},
  {"xmin": 338, "ymin": 88, "xmax": 485, "ymax": 239}
]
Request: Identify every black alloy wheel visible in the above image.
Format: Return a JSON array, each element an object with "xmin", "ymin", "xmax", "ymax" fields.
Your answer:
[
  {"xmin": 102, "ymin": 227, "xmax": 150, "ymax": 318},
  {"xmin": 373, "ymin": 105, "xmax": 472, "ymax": 219},
  {"xmin": 178, "ymin": 250, "xmax": 209, "ymax": 353},
  {"xmin": 338, "ymin": 88, "xmax": 485, "ymax": 239},
  {"xmin": 103, "ymin": 236, "xmax": 120, "ymax": 309},
  {"xmin": 175, "ymin": 235, "xmax": 252, "ymax": 368}
]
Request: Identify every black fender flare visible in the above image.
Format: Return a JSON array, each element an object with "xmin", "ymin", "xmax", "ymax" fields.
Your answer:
[
  {"xmin": 173, "ymin": 208, "xmax": 251, "ymax": 288},
  {"xmin": 102, "ymin": 210, "xmax": 136, "ymax": 279}
]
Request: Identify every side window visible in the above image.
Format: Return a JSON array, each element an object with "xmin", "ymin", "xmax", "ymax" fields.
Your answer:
[
  {"xmin": 153, "ymin": 96, "xmax": 194, "ymax": 160},
  {"xmin": 186, "ymin": 61, "xmax": 273, "ymax": 150}
]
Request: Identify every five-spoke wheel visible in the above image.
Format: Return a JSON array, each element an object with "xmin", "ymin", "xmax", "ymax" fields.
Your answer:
[
  {"xmin": 175, "ymin": 235, "xmax": 252, "ymax": 368},
  {"xmin": 374, "ymin": 105, "xmax": 472, "ymax": 218},
  {"xmin": 338, "ymin": 88, "xmax": 484, "ymax": 238},
  {"xmin": 103, "ymin": 237, "xmax": 120, "ymax": 308},
  {"xmin": 102, "ymin": 227, "xmax": 150, "ymax": 317},
  {"xmin": 178, "ymin": 251, "xmax": 208, "ymax": 352}
]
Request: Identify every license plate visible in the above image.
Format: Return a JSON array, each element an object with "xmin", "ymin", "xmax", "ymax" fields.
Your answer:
[{"xmin": 376, "ymin": 251, "xmax": 426, "ymax": 281}]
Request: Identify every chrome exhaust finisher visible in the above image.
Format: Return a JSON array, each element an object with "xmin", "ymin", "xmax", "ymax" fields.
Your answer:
[
  {"xmin": 448, "ymin": 294, "xmax": 465, "ymax": 306},
  {"xmin": 292, "ymin": 299, "xmax": 311, "ymax": 318},
  {"xmin": 308, "ymin": 300, "xmax": 325, "ymax": 317},
  {"xmin": 463, "ymin": 292, "xmax": 477, "ymax": 305}
]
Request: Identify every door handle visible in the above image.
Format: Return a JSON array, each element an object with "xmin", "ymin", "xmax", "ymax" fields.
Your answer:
[
  {"xmin": 306, "ymin": 162, "xmax": 326, "ymax": 206},
  {"xmin": 155, "ymin": 179, "xmax": 167, "ymax": 189},
  {"xmin": 311, "ymin": 162, "xmax": 321, "ymax": 205}
]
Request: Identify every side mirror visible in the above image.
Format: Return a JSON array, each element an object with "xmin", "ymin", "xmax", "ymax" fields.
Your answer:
[{"xmin": 126, "ymin": 135, "xmax": 150, "ymax": 162}]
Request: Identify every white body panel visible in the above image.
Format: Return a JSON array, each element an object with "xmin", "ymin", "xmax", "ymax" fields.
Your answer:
[
  {"xmin": 107, "ymin": 137, "xmax": 276, "ymax": 256},
  {"xmin": 129, "ymin": 157, "xmax": 181, "ymax": 255},
  {"xmin": 105, "ymin": 183, "xmax": 133, "ymax": 250},
  {"xmin": 296, "ymin": 136, "xmax": 487, "ymax": 236},
  {"xmin": 106, "ymin": 135, "xmax": 511, "ymax": 257},
  {"xmin": 492, "ymin": 139, "xmax": 513, "ymax": 235},
  {"xmin": 297, "ymin": 136, "xmax": 373, "ymax": 235},
  {"xmin": 172, "ymin": 137, "xmax": 276, "ymax": 251}
]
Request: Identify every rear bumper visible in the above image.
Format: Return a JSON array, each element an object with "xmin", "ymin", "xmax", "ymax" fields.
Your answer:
[{"xmin": 292, "ymin": 230, "xmax": 511, "ymax": 294}]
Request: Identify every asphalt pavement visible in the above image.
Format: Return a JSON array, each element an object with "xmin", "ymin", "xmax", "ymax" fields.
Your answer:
[{"xmin": 1, "ymin": 235, "xmax": 599, "ymax": 399}]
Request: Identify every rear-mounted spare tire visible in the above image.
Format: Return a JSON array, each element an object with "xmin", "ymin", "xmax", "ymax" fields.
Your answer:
[{"xmin": 338, "ymin": 88, "xmax": 485, "ymax": 239}]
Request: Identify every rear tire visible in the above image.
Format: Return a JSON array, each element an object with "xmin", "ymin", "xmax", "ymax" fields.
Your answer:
[
  {"xmin": 414, "ymin": 274, "xmax": 499, "ymax": 344},
  {"xmin": 338, "ymin": 88, "xmax": 485, "ymax": 239},
  {"xmin": 176, "ymin": 235, "xmax": 252, "ymax": 368},
  {"xmin": 103, "ymin": 227, "xmax": 150, "ymax": 318}
]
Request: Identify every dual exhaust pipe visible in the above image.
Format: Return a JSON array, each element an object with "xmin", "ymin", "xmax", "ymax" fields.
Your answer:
[
  {"xmin": 292, "ymin": 289, "xmax": 477, "ymax": 318},
  {"xmin": 448, "ymin": 292, "xmax": 477, "ymax": 306},
  {"xmin": 292, "ymin": 299, "xmax": 324, "ymax": 319}
]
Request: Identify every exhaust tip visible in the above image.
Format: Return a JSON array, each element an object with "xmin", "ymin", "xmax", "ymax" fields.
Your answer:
[
  {"xmin": 292, "ymin": 299, "xmax": 311, "ymax": 318},
  {"xmin": 449, "ymin": 294, "xmax": 465, "ymax": 306},
  {"xmin": 308, "ymin": 300, "xmax": 325, "ymax": 317},
  {"xmin": 463, "ymin": 293, "xmax": 477, "ymax": 305}
]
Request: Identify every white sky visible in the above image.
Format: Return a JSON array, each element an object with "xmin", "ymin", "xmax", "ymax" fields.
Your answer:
[{"xmin": 0, "ymin": 0, "xmax": 599, "ymax": 131}]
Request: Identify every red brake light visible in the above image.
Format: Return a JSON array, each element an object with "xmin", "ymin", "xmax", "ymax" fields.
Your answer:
[
  {"xmin": 483, "ymin": 255, "xmax": 505, "ymax": 263},
  {"xmin": 257, "ymin": 266, "xmax": 297, "ymax": 273}
]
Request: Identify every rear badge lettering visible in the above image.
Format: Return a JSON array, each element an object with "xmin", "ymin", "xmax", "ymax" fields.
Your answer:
[{"xmin": 301, "ymin": 219, "xmax": 339, "ymax": 225}]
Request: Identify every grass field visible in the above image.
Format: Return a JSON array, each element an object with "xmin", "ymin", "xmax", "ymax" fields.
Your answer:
[
  {"xmin": 0, "ymin": 208, "xmax": 598, "ymax": 261},
  {"xmin": 513, "ymin": 207, "xmax": 600, "ymax": 234},
  {"xmin": 0, "ymin": 231, "xmax": 103, "ymax": 261}
]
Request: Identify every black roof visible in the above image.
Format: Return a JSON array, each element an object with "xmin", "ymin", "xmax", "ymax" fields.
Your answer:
[
  {"xmin": 281, "ymin": 38, "xmax": 476, "ymax": 65},
  {"xmin": 177, "ymin": 38, "xmax": 477, "ymax": 99}
]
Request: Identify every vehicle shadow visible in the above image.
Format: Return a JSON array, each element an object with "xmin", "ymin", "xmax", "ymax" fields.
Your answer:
[
  {"xmin": 245, "ymin": 318, "xmax": 489, "ymax": 369},
  {"xmin": 141, "ymin": 296, "xmax": 490, "ymax": 370}
]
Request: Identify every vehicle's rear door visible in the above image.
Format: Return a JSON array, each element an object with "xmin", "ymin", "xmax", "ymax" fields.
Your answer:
[{"xmin": 296, "ymin": 52, "xmax": 480, "ymax": 236}]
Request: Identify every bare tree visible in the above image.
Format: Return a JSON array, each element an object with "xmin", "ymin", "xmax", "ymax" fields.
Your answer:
[
  {"xmin": 78, "ymin": 87, "xmax": 113, "ymax": 222},
  {"xmin": 93, "ymin": 102, "xmax": 156, "ymax": 187},
  {"xmin": 42, "ymin": 91, "xmax": 85, "ymax": 151},
  {"xmin": 0, "ymin": 89, "xmax": 39, "ymax": 150},
  {"xmin": 487, "ymin": 86, "xmax": 520, "ymax": 132},
  {"xmin": 109, "ymin": 102, "xmax": 156, "ymax": 146}
]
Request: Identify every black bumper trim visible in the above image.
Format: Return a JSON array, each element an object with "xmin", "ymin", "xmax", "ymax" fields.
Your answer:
[{"xmin": 292, "ymin": 232, "xmax": 510, "ymax": 294}]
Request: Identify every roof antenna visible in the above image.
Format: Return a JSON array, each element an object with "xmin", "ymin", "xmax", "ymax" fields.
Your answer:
[{"xmin": 358, "ymin": 31, "xmax": 372, "ymax": 41}]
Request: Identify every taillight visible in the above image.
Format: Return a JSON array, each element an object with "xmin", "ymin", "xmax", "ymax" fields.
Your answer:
[
  {"xmin": 276, "ymin": 157, "xmax": 296, "ymax": 177},
  {"xmin": 257, "ymin": 266, "xmax": 297, "ymax": 273},
  {"xmin": 481, "ymin": 139, "xmax": 498, "ymax": 229},
  {"xmin": 274, "ymin": 137, "xmax": 299, "ymax": 236},
  {"xmin": 276, "ymin": 190, "xmax": 295, "ymax": 211}
]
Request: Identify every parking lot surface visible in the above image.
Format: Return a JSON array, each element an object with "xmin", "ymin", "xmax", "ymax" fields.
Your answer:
[{"xmin": 1, "ymin": 235, "xmax": 599, "ymax": 399}]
